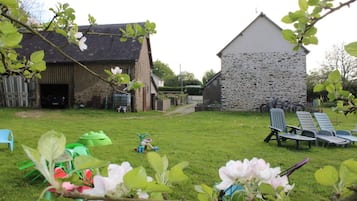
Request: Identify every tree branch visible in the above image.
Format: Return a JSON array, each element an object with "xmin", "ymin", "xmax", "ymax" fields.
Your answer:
[
  {"xmin": 0, "ymin": 7, "xmax": 128, "ymax": 93},
  {"xmin": 303, "ymin": 0, "xmax": 356, "ymax": 40},
  {"xmin": 54, "ymin": 190, "xmax": 184, "ymax": 201}
]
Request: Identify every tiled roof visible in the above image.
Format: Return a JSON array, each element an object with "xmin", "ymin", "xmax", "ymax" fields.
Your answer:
[{"xmin": 18, "ymin": 23, "xmax": 146, "ymax": 63}]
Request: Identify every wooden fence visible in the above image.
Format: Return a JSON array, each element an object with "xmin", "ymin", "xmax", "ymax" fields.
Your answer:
[{"xmin": 0, "ymin": 76, "xmax": 29, "ymax": 107}]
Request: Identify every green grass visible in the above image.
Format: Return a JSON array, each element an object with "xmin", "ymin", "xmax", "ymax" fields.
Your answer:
[{"xmin": 0, "ymin": 108, "xmax": 356, "ymax": 201}]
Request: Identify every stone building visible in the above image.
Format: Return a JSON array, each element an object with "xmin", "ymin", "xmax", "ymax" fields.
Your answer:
[{"xmin": 203, "ymin": 13, "xmax": 309, "ymax": 111}]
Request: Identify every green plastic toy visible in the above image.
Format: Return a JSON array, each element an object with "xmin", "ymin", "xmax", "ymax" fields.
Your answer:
[{"xmin": 77, "ymin": 130, "xmax": 112, "ymax": 146}]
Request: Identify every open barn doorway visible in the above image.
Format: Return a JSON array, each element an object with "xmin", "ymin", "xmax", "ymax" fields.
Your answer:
[{"xmin": 40, "ymin": 84, "xmax": 68, "ymax": 108}]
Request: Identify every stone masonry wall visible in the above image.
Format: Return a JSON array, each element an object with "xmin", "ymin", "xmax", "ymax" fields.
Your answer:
[{"xmin": 221, "ymin": 52, "xmax": 306, "ymax": 111}]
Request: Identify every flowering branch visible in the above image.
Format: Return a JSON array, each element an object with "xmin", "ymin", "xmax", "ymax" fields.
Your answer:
[
  {"xmin": 55, "ymin": 191, "xmax": 183, "ymax": 201},
  {"xmin": 0, "ymin": 1, "xmax": 155, "ymax": 94}
]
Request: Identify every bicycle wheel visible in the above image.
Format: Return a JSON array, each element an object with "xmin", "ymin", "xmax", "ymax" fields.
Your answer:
[
  {"xmin": 260, "ymin": 104, "xmax": 269, "ymax": 112},
  {"xmin": 293, "ymin": 104, "xmax": 305, "ymax": 112}
]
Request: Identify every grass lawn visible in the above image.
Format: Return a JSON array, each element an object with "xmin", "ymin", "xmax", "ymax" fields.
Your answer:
[{"xmin": 0, "ymin": 107, "xmax": 356, "ymax": 201}]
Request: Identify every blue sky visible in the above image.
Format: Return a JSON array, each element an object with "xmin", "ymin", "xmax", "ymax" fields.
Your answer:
[{"xmin": 41, "ymin": 0, "xmax": 357, "ymax": 80}]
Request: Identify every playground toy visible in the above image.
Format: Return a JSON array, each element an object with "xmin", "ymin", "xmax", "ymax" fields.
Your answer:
[
  {"xmin": 77, "ymin": 130, "xmax": 112, "ymax": 146},
  {"xmin": 136, "ymin": 133, "xmax": 158, "ymax": 153}
]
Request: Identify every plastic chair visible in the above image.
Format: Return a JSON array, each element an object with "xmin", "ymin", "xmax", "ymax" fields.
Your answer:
[
  {"xmin": 0, "ymin": 129, "xmax": 14, "ymax": 152},
  {"xmin": 296, "ymin": 111, "xmax": 349, "ymax": 147},
  {"xmin": 264, "ymin": 108, "xmax": 315, "ymax": 149},
  {"xmin": 314, "ymin": 112, "xmax": 357, "ymax": 143}
]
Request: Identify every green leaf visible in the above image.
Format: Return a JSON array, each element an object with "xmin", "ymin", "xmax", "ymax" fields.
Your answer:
[
  {"xmin": 231, "ymin": 191, "xmax": 246, "ymax": 201},
  {"xmin": 0, "ymin": 21, "xmax": 18, "ymax": 34},
  {"xmin": 345, "ymin": 42, "xmax": 357, "ymax": 57},
  {"xmin": 147, "ymin": 152, "xmax": 165, "ymax": 174},
  {"xmin": 197, "ymin": 193, "xmax": 210, "ymax": 201},
  {"xmin": 340, "ymin": 90, "xmax": 351, "ymax": 98},
  {"xmin": 0, "ymin": 0, "xmax": 19, "ymax": 8},
  {"xmin": 145, "ymin": 182, "xmax": 171, "ymax": 192},
  {"xmin": 22, "ymin": 144, "xmax": 55, "ymax": 187},
  {"xmin": 308, "ymin": 36, "xmax": 318, "ymax": 44},
  {"xmin": 308, "ymin": 0, "xmax": 319, "ymax": 5},
  {"xmin": 123, "ymin": 166, "xmax": 147, "ymax": 189},
  {"xmin": 0, "ymin": 32, "xmax": 23, "ymax": 48},
  {"xmin": 327, "ymin": 92, "xmax": 336, "ymax": 101},
  {"xmin": 30, "ymin": 61, "xmax": 46, "ymax": 72},
  {"xmin": 168, "ymin": 162, "xmax": 189, "ymax": 183},
  {"xmin": 88, "ymin": 14, "xmax": 97, "ymax": 25},
  {"xmin": 73, "ymin": 155, "xmax": 109, "ymax": 171},
  {"xmin": 313, "ymin": 84, "xmax": 325, "ymax": 92},
  {"xmin": 195, "ymin": 184, "xmax": 213, "ymax": 195},
  {"xmin": 55, "ymin": 29, "xmax": 67, "ymax": 38},
  {"xmin": 328, "ymin": 70, "xmax": 341, "ymax": 83},
  {"xmin": 115, "ymin": 73, "xmax": 130, "ymax": 84},
  {"xmin": 30, "ymin": 50, "xmax": 45, "ymax": 63},
  {"xmin": 0, "ymin": 21, "xmax": 22, "ymax": 48},
  {"xmin": 22, "ymin": 144, "xmax": 41, "ymax": 163},
  {"xmin": 281, "ymin": 15, "xmax": 294, "ymax": 24},
  {"xmin": 282, "ymin": 29, "xmax": 297, "ymax": 44},
  {"xmin": 340, "ymin": 159, "xmax": 357, "ymax": 185},
  {"xmin": 299, "ymin": 0, "xmax": 308, "ymax": 11},
  {"xmin": 126, "ymin": 24, "xmax": 134, "ymax": 35},
  {"xmin": 35, "ymin": 73, "xmax": 42, "ymax": 79},
  {"xmin": 325, "ymin": 84, "xmax": 336, "ymax": 94},
  {"xmin": 315, "ymin": 165, "xmax": 339, "ymax": 186},
  {"xmin": 305, "ymin": 27, "xmax": 317, "ymax": 36},
  {"xmin": 126, "ymin": 81, "xmax": 144, "ymax": 90},
  {"xmin": 259, "ymin": 183, "xmax": 276, "ymax": 195},
  {"xmin": 104, "ymin": 69, "xmax": 112, "ymax": 76},
  {"xmin": 38, "ymin": 130, "xmax": 66, "ymax": 162},
  {"xmin": 150, "ymin": 192, "xmax": 164, "ymax": 200}
]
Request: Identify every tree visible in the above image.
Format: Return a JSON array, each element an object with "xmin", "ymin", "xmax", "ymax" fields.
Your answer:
[
  {"xmin": 321, "ymin": 43, "xmax": 357, "ymax": 85},
  {"xmin": 202, "ymin": 69, "xmax": 216, "ymax": 85},
  {"xmin": 152, "ymin": 60, "xmax": 175, "ymax": 80},
  {"xmin": 180, "ymin": 71, "xmax": 195, "ymax": 81},
  {"xmin": 19, "ymin": 0, "xmax": 47, "ymax": 22},
  {"xmin": 164, "ymin": 75, "xmax": 180, "ymax": 87},
  {"xmin": 306, "ymin": 70, "xmax": 328, "ymax": 101}
]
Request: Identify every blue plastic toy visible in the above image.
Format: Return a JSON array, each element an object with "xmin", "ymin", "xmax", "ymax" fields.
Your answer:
[{"xmin": 136, "ymin": 133, "xmax": 158, "ymax": 153}]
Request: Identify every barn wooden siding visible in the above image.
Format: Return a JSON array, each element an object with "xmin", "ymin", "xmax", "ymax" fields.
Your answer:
[
  {"xmin": 39, "ymin": 63, "xmax": 73, "ymax": 84},
  {"xmin": 39, "ymin": 63, "xmax": 74, "ymax": 106},
  {"xmin": 0, "ymin": 76, "xmax": 29, "ymax": 107}
]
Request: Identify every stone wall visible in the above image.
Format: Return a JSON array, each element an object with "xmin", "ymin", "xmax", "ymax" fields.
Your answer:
[{"xmin": 220, "ymin": 52, "xmax": 306, "ymax": 111}]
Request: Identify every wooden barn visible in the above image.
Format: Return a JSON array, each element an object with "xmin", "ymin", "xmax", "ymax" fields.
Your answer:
[{"xmin": 1, "ymin": 23, "xmax": 155, "ymax": 112}]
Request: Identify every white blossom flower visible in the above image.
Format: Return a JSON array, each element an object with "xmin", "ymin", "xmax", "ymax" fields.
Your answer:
[
  {"xmin": 249, "ymin": 158, "xmax": 274, "ymax": 181},
  {"xmin": 268, "ymin": 175, "xmax": 294, "ymax": 192},
  {"xmin": 74, "ymin": 32, "xmax": 83, "ymax": 39},
  {"xmin": 216, "ymin": 157, "xmax": 294, "ymax": 197},
  {"xmin": 78, "ymin": 37, "xmax": 87, "ymax": 51},
  {"xmin": 137, "ymin": 189, "xmax": 149, "ymax": 199},
  {"xmin": 111, "ymin": 66, "xmax": 122, "ymax": 75},
  {"xmin": 68, "ymin": 32, "xmax": 87, "ymax": 51},
  {"xmin": 216, "ymin": 159, "xmax": 250, "ymax": 190},
  {"xmin": 82, "ymin": 162, "xmax": 133, "ymax": 197}
]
